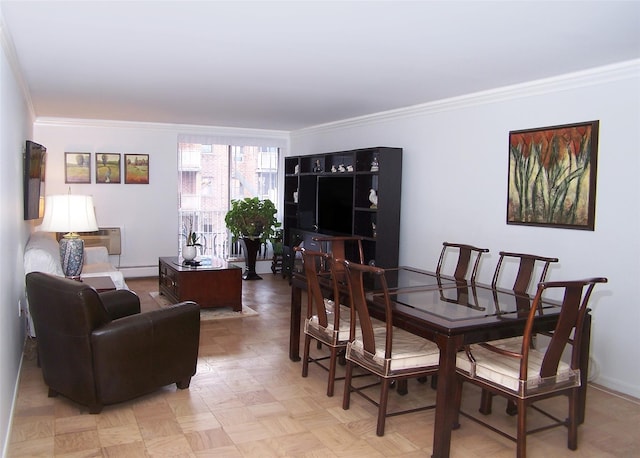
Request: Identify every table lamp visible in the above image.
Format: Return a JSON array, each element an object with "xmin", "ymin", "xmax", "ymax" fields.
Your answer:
[{"xmin": 40, "ymin": 194, "xmax": 99, "ymax": 278}]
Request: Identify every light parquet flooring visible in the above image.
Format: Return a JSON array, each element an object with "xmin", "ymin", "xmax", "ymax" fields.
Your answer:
[{"xmin": 7, "ymin": 275, "xmax": 640, "ymax": 457}]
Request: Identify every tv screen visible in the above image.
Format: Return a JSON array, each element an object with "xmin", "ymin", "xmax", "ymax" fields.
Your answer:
[
  {"xmin": 23, "ymin": 140, "xmax": 47, "ymax": 220},
  {"xmin": 317, "ymin": 176, "xmax": 353, "ymax": 234}
]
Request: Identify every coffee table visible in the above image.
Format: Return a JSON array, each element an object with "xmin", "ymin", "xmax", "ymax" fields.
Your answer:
[{"xmin": 158, "ymin": 257, "xmax": 242, "ymax": 310}]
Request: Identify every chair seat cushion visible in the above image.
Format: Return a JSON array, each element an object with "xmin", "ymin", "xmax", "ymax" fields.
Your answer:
[
  {"xmin": 305, "ymin": 300, "xmax": 353, "ymax": 344},
  {"xmin": 348, "ymin": 326, "xmax": 439, "ymax": 376},
  {"xmin": 305, "ymin": 299, "xmax": 385, "ymax": 345},
  {"xmin": 456, "ymin": 342, "xmax": 580, "ymax": 396}
]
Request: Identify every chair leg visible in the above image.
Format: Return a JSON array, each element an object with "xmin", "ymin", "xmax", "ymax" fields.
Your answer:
[
  {"xmin": 176, "ymin": 377, "xmax": 191, "ymax": 389},
  {"xmin": 516, "ymin": 399, "xmax": 527, "ymax": 458},
  {"xmin": 568, "ymin": 389, "xmax": 579, "ymax": 450},
  {"xmin": 327, "ymin": 347, "xmax": 338, "ymax": 397},
  {"xmin": 506, "ymin": 400, "xmax": 518, "ymax": 416},
  {"xmin": 396, "ymin": 379, "xmax": 408, "ymax": 395},
  {"xmin": 479, "ymin": 389, "xmax": 493, "ymax": 414},
  {"xmin": 302, "ymin": 335, "xmax": 312, "ymax": 378},
  {"xmin": 342, "ymin": 361, "xmax": 354, "ymax": 410},
  {"xmin": 377, "ymin": 378, "xmax": 392, "ymax": 436},
  {"xmin": 88, "ymin": 403, "xmax": 103, "ymax": 414}
]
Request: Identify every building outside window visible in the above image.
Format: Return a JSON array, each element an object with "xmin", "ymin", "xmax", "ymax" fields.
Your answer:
[{"xmin": 178, "ymin": 141, "xmax": 279, "ymax": 260}]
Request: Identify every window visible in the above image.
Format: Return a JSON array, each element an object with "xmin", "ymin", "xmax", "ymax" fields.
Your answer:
[{"xmin": 178, "ymin": 139, "xmax": 280, "ymax": 260}]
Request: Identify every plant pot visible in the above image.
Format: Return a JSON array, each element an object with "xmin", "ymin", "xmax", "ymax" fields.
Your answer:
[
  {"xmin": 241, "ymin": 237, "xmax": 262, "ymax": 280},
  {"xmin": 182, "ymin": 244, "xmax": 197, "ymax": 262}
]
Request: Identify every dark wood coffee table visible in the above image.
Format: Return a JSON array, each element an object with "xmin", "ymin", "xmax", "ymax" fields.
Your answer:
[{"xmin": 158, "ymin": 257, "xmax": 242, "ymax": 310}]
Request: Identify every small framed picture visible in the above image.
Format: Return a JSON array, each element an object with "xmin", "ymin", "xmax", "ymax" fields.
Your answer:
[
  {"xmin": 95, "ymin": 153, "xmax": 121, "ymax": 183},
  {"xmin": 125, "ymin": 154, "xmax": 149, "ymax": 184},
  {"xmin": 64, "ymin": 152, "xmax": 91, "ymax": 184}
]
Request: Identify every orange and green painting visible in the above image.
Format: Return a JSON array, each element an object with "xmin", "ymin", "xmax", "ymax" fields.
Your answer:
[
  {"xmin": 507, "ymin": 121, "xmax": 598, "ymax": 230},
  {"xmin": 125, "ymin": 154, "xmax": 149, "ymax": 184}
]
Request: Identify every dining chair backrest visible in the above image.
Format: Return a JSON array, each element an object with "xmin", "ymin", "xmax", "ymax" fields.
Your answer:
[
  {"xmin": 491, "ymin": 251, "xmax": 559, "ymax": 296},
  {"xmin": 295, "ymin": 247, "xmax": 337, "ymax": 328},
  {"xmin": 340, "ymin": 259, "xmax": 393, "ymax": 359},
  {"xmin": 436, "ymin": 242, "xmax": 489, "ymax": 284},
  {"xmin": 314, "ymin": 235, "xmax": 365, "ymax": 282}
]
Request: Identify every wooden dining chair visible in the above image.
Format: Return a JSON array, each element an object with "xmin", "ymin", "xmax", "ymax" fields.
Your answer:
[
  {"xmin": 481, "ymin": 251, "xmax": 560, "ymax": 415},
  {"xmin": 491, "ymin": 251, "xmax": 559, "ymax": 296},
  {"xmin": 436, "ymin": 242, "xmax": 490, "ymax": 285},
  {"xmin": 296, "ymin": 247, "xmax": 349, "ymax": 397},
  {"xmin": 340, "ymin": 259, "xmax": 440, "ymax": 436},
  {"xmin": 313, "ymin": 235, "xmax": 364, "ymax": 281},
  {"xmin": 454, "ymin": 277, "xmax": 607, "ymax": 458}
]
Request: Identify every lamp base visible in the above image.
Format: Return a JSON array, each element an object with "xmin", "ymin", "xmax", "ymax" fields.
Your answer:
[{"xmin": 59, "ymin": 236, "xmax": 85, "ymax": 279}]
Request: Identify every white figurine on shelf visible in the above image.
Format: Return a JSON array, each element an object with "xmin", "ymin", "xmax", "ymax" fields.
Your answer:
[
  {"xmin": 294, "ymin": 164, "xmax": 300, "ymax": 174},
  {"xmin": 338, "ymin": 164, "xmax": 346, "ymax": 172},
  {"xmin": 346, "ymin": 164, "xmax": 354, "ymax": 172},
  {"xmin": 370, "ymin": 156, "xmax": 379, "ymax": 172},
  {"xmin": 369, "ymin": 189, "xmax": 378, "ymax": 208},
  {"xmin": 331, "ymin": 165, "xmax": 337, "ymax": 173}
]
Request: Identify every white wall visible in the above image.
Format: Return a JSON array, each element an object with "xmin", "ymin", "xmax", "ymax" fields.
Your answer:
[
  {"xmin": 0, "ymin": 16, "xmax": 35, "ymax": 456},
  {"xmin": 34, "ymin": 121, "xmax": 289, "ymax": 277},
  {"xmin": 290, "ymin": 61, "xmax": 640, "ymax": 398}
]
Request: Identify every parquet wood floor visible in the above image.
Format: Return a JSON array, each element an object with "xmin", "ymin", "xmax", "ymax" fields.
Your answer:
[{"xmin": 7, "ymin": 275, "xmax": 640, "ymax": 457}]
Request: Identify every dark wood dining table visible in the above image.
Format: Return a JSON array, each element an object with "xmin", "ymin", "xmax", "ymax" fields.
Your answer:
[{"xmin": 288, "ymin": 266, "xmax": 591, "ymax": 458}]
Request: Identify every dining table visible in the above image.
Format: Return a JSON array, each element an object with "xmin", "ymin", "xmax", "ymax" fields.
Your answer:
[{"xmin": 288, "ymin": 265, "xmax": 591, "ymax": 458}]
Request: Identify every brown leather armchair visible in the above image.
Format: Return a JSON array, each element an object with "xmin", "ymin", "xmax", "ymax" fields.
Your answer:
[{"xmin": 26, "ymin": 272, "xmax": 200, "ymax": 414}]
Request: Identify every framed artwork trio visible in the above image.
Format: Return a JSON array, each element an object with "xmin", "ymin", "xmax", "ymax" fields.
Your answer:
[{"xmin": 65, "ymin": 152, "xmax": 149, "ymax": 185}]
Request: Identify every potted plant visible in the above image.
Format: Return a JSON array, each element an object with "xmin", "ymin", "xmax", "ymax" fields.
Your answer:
[
  {"xmin": 225, "ymin": 197, "xmax": 280, "ymax": 280},
  {"xmin": 182, "ymin": 216, "xmax": 202, "ymax": 263}
]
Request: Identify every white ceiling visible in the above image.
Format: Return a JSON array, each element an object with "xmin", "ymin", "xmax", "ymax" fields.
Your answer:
[{"xmin": 1, "ymin": 1, "xmax": 639, "ymax": 131}]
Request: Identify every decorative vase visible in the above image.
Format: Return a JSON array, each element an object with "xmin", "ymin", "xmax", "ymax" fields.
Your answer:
[
  {"xmin": 182, "ymin": 244, "xmax": 197, "ymax": 262},
  {"xmin": 59, "ymin": 236, "xmax": 85, "ymax": 279},
  {"xmin": 241, "ymin": 237, "xmax": 262, "ymax": 280}
]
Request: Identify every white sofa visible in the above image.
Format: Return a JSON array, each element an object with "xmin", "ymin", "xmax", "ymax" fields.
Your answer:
[
  {"xmin": 24, "ymin": 231, "xmax": 127, "ymax": 289},
  {"xmin": 24, "ymin": 231, "xmax": 128, "ymax": 337}
]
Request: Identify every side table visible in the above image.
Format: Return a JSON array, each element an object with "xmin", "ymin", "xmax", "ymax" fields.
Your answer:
[{"xmin": 81, "ymin": 276, "xmax": 116, "ymax": 292}]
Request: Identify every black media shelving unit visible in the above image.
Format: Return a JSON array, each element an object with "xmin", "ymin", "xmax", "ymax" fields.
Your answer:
[{"xmin": 283, "ymin": 146, "xmax": 402, "ymax": 277}]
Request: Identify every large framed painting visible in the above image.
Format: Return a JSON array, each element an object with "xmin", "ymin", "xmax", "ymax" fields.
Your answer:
[
  {"xmin": 64, "ymin": 152, "xmax": 91, "ymax": 184},
  {"xmin": 95, "ymin": 153, "xmax": 121, "ymax": 183},
  {"xmin": 124, "ymin": 154, "xmax": 149, "ymax": 184},
  {"xmin": 507, "ymin": 120, "xmax": 599, "ymax": 230}
]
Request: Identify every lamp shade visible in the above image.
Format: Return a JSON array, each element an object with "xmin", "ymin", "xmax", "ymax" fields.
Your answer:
[{"xmin": 41, "ymin": 195, "xmax": 98, "ymax": 234}]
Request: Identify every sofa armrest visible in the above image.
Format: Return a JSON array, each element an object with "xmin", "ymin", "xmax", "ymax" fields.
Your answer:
[
  {"xmin": 90, "ymin": 302, "xmax": 200, "ymax": 404},
  {"xmin": 100, "ymin": 290, "xmax": 141, "ymax": 320}
]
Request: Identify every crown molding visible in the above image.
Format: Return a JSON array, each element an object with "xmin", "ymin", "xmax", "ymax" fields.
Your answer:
[
  {"xmin": 34, "ymin": 117, "xmax": 289, "ymax": 139},
  {"xmin": 291, "ymin": 59, "xmax": 640, "ymax": 139}
]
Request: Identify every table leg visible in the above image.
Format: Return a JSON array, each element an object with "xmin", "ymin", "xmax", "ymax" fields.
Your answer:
[
  {"xmin": 289, "ymin": 283, "xmax": 302, "ymax": 361},
  {"xmin": 432, "ymin": 334, "xmax": 462, "ymax": 458}
]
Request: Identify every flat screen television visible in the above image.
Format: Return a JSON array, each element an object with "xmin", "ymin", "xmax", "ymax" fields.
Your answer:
[
  {"xmin": 23, "ymin": 140, "xmax": 47, "ymax": 220},
  {"xmin": 317, "ymin": 176, "xmax": 353, "ymax": 234}
]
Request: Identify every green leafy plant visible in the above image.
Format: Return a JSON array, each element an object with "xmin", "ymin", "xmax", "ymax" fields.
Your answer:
[
  {"xmin": 224, "ymin": 197, "xmax": 280, "ymax": 244},
  {"xmin": 183, "ymin": 216, "xmax": 202, "ymax": 247}
]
